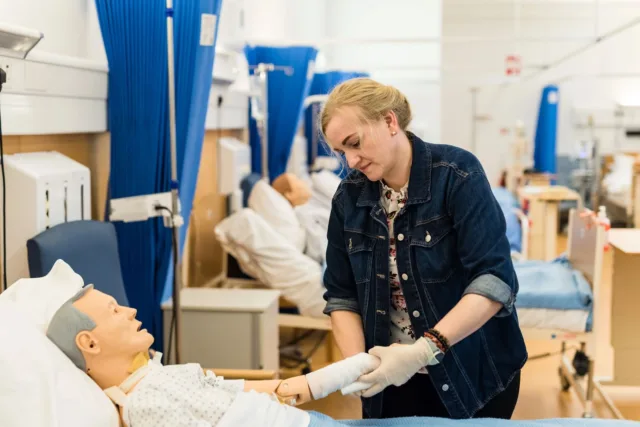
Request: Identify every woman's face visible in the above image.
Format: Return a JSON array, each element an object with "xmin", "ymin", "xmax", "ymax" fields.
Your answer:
[{"xmin": 324, "ymin": 106, "xmax": 398, "ymax": 182}]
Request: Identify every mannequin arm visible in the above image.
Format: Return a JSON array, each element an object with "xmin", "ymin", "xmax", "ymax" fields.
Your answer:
[
  {"xmin": 244, "ymin": 379, "xmax": 284, "ymax": 393},
  {"xmin": 207, "ymin": 368, "xmax": 276, "ymax": 380}
]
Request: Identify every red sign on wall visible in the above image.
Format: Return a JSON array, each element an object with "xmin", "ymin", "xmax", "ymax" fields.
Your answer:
[{"xmin": 505, "ymin": 54, "xmax": 522, "ymax": 76}]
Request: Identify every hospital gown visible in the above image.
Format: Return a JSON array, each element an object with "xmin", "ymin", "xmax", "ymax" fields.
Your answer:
[{"xmin": 123, "ymin": 363, "xmax": 309, "ymax": 427}]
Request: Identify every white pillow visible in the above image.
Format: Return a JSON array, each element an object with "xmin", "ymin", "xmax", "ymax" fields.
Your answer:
[
  {"xmin": 0, "ymin": 259, "xmax": 85, "ymax": 333},
  {"xmin": 0, "ymin": 300, "xmax": 119, "ymax": 427},
  {"xmin": 311, "ymin": 170, "xmax": 342, "ymax": 208},
  {"xmin": 248, "ymin": 179, "xmax": 307, "ymax": 253},
  {"xmin": 295, "ymin": 199, "xmax": 330, "ymax": 264}
]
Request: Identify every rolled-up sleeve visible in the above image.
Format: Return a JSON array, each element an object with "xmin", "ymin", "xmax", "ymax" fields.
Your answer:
[
  {"xmin": 448, "ymin": 170, "xmax": 518, "ymax": 317},
  {"xmin": 322, "ymin": 190, "xmax": 360, "ymax": 316}
]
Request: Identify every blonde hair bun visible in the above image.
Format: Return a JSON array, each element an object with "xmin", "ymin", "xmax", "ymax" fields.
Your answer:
[{"xmin": 320, "ymin": 78, "xmax": 412, "ymax": 135}]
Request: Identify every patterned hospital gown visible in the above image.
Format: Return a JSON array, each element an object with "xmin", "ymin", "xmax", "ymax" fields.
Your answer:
[
  {"xmin": 380, "ymin": 182, "xmax": 427, "ymax": 374},
  {"xmin": 124, "ymin": 363, "xmax": 243, "ymax": 427},
  {"xmin": 123, "ymin": 363, "xmax": 309, "ymax": 427}
]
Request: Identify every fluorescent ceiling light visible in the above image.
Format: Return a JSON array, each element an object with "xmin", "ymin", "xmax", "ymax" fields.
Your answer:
[{"xmin": 0, "ymin": 23, "xmax": 43, "ymax": 59}]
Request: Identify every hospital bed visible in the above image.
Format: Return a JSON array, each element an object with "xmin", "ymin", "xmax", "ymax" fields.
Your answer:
[
  {"xmin": 597, "ymin": 152, "xmax": 640, "ymax": 226},
  {"xmin": 210, "ymin": 170, "xmax": 340, "ymax": 369},
  {"xmin": 515, "ymin": 208, "xmax": 621, "ymax": 419},
  {"xmin": 0, "ymin": 265, "xmax": 636, "ymax": 427},
  {"xmin": 13, "ymin": 209, "xmax": 630, "ymax": 420}
]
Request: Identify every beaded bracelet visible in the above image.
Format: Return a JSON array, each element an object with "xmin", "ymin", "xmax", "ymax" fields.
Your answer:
[{"xmin": 424, "ymin": 328, "xmax": 450, "ymax": 354}]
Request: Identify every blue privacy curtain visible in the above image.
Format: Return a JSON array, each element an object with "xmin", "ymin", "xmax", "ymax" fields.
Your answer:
[
  {"xmin": 96, "ymin": 0, "xmax": 222, "ymax": 350},
  {"xmin": 245, "ymin": 45, "xmax": 318, "ymax": 182},
  {"xmin": 303, "ymin": 71, "xmax": 369, "ymax": 167},
  {"xmin": 533, "ymin": 85, "xmax": 559, "ymax": 177}
]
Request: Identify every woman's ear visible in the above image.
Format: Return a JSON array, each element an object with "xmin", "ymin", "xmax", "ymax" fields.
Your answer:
[
  {"xmin": 76, "ymin": 331, "xmax": 100, "ymax": 355},
  {"xmin": 384, "ymin": 110, "xmax": 398, "ymax": 129}
]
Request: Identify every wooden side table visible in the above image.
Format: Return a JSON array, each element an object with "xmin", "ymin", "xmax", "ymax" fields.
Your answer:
[{"xmin": 517, "ymin": 185, "xmax": 581, "ymax": 260}]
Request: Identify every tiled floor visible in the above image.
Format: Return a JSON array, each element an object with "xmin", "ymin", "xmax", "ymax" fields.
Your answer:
[{"xmin": 284, "ymin": 234, "xmax": 640, "ymax": 421}]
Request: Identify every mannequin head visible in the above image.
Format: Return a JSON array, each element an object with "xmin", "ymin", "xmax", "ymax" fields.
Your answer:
[
  {"xmin": 47, "ymin": 286, "xmax": 154, "ymax": 389},
  {"xmin": 272, "ymin": 173, "xmax": 311, "ymax": 207}
]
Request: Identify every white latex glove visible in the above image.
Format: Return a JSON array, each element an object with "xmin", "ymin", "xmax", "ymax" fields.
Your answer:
[{"xmin": 356, "ymin": 337, "xmax": 443, "ymax": 398}]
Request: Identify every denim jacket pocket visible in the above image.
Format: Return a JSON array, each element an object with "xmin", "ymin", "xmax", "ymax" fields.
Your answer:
[
  {"xmin": 410, "ymin": 216, "xmax": 456, "ymax": 284},
  {"xmin": 345, "ymin": 230, "xmax": 377, "ymax": 284}
]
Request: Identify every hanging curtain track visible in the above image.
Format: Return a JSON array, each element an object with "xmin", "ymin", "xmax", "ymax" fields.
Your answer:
[
  {"xmin": 523, "ymin": 16, "xmax": 640, "ymax": 82},
  {"xmin": 244, "ymin": 35, "xmax": 604, "ymax": 47}
]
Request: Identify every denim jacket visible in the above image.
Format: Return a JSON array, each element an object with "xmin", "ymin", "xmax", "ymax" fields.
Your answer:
[{"xmin": 323, "ymin": 133, "xmax": 527, "ymax": 419}]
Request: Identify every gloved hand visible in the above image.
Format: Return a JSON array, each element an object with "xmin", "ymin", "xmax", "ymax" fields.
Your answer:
[{"xmin": 356, "ymin": 337, "xmax": 443, "ymax": 398}]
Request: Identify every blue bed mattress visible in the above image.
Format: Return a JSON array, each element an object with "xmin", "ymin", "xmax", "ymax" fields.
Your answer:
[
  {"xmin": 514, "ymin": 255, "xmax": 593, "ymax": 331},
  {"xmin": 309, "ymin": 411, "xmax": 638, "ymax": 426}
]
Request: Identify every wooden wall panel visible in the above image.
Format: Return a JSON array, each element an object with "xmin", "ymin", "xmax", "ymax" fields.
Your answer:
[{"xmin": 185, "ymin": 129, "xmax": 245, "ymax": 287}]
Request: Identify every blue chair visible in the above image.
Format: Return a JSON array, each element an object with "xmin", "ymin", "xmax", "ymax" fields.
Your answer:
[{"xmin": 26, "ymin": 220, "xmax": 129, "ymax": 306}]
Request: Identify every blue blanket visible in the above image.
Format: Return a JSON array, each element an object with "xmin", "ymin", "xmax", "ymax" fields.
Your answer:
[
  {"xmin": 308, "ymin": 411, "xmax": 638, "ymax": 426},
  {"xmin": 514, "ymin": 255, "xmax": 592, "ymax": 312},
  {"xmin": 492, "ymin": 187, "xmax": 522, "ymax": 253}
]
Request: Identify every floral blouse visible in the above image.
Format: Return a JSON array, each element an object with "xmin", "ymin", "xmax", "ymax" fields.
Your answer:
[{"xmin": 380, "ymin": 182, "xmax": 427, "ymax": 374}]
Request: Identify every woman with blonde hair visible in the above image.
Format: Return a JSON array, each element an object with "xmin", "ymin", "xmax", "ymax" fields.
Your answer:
[{"xmin": 320, "ymin": 78, "xmax": 526, "ymax": 420}]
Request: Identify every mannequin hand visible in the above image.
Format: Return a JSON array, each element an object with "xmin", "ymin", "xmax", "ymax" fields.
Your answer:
[
  {"xmin": 357, "ymin": 337, "xmax": 442, "ymax": 398},
  {"xmin": 275, "ymin": 376, "xmax": 312, "ymax": 406}
]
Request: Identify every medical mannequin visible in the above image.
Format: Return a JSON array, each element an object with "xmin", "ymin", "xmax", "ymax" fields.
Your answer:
[
  {"xmin": 272, "ymin": 172, "xmax": 312, "ymax": 206},
  {"xmin": 46, "ymin": 285, "xmax": 380, "ymax": 427}
]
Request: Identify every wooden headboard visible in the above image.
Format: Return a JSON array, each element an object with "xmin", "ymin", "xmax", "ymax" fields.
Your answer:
[{"xmin": 566, "ymin": 208, "xmax": 607, "ymax": 288}]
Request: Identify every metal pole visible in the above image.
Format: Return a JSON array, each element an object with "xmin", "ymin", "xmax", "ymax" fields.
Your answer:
[
  {"xmin": 166, "ymin": 0, "xmax": 182, "ymax": 364},
  {"xmin": 262, "ymin": 67, "xmax": 269, "ymax": 182},
  {"xmin": 312, "ymin": 102, "xmax": 319, "ymax": 167}
]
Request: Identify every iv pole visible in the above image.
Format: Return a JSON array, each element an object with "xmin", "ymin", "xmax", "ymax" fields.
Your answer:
[
  {"xmin": 249, "ymin": 63, "xmax": 293, "ymax": 183},
  {"xmin": 165, "ymin": 0, "xmax": 183, "ymax": 364}
]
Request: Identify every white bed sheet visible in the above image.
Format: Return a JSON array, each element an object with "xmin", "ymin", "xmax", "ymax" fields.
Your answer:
[
  {"xmin": 517, "ymin": 308, "xmax": 589, "ymax": 333},
  {"xmin": 215, "ymin": 208, "xmax": 326, "ymax": 318}
]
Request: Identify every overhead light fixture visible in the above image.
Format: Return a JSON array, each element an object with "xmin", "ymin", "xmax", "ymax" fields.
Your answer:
[{"xmin": 0, "ymin": 22, "xmax": 44, "ymax": 60}]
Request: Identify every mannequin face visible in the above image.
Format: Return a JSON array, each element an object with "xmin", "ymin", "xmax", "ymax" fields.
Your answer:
[
  {"xmin": 324, "ymin": 106, "xmax": 400, "ymax": 182},
  {"xmin": 272, "ymin": 173, "xmax": 311, "ymax": 206},
  {"xmin": 73, "ymin": 288, "xmax": 153, "ymax": 368}
]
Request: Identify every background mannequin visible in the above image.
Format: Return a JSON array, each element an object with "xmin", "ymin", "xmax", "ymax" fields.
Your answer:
[{"xmin": 272, "ymin": 172, "xmax": 312, "ymax": 206}]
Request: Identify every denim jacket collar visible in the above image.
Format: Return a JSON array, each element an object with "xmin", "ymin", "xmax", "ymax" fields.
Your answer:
[{"xmin": 356, "ymin": 132, "xmax": 432, "ymax": 207}]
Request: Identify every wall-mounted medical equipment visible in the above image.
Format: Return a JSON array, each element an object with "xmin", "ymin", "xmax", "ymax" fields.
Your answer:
[
  {"xmin": 0, "ymin": 22, "xmax": 107, "ymax": 136},
  {"xmin": 571, "ymin": 104, "xmax": 640, "ymax": 152},
  {"xmin": 0, "ymin": 151, "xmax": 91, "ymax": 286},
  {"xmin": 217, "ymin": 137, "xmax": 251, "ymax": 214}
]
